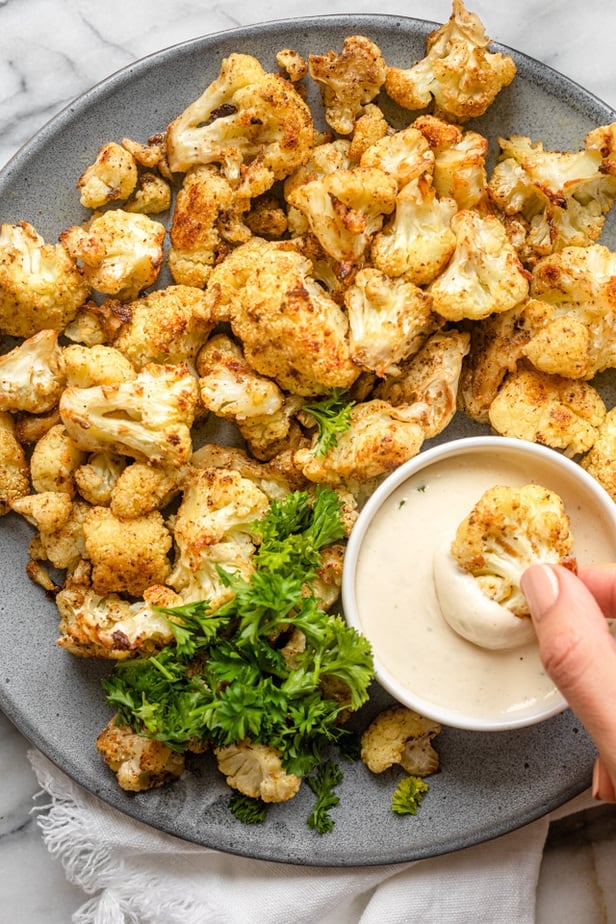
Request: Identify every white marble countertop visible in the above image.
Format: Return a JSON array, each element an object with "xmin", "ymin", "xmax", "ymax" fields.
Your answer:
[{"xmin": 1, "ymin": 0, "xmax": 615, "ymax": 920}]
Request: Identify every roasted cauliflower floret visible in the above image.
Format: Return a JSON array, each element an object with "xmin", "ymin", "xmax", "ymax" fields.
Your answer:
[
  {"xmin": 74, "ymin": 452, "xmax": 126, "ymax": 506},
  {"xmin": 361, "ymin": 705, "xmax": 441, "ymax": 776},
  {"xmin": 206, "ymin": 238, "xmax": 358, "ymax": 396},
  {"xmin": 29, "ymin": 424, "xmax": 86, "ymax": 496},
  {"xmin": 523, "ymin": 244, "xmax": 616, "ymax": 379},
  {"xmin": 59, "ymin": 362, "xmax": 198, "ymax": 466},
  {"xmin": 165, "ymin": 52, "xmax": 314, "ymax": 198},
  {"xmin": 286, "ymin": 166, "xmax": 397, "ymax": 264},
  {"xmin": 384, "ymin": 0, "xmax": 516, "ymax": 122},
  {"xmin": 344, "ymin": 267, "xmax": 440, "ymax": 376},
  {"xmin": 112, "ymin": 285, "xmax": 214, "ymax": 371},
  {"xmin": 110, "ymin": 461, "xmax": 182, "ymax": 519},
  {"xmin": 190, "ymin": 443, "xmax": 293, "ymax": 501},
  {"xmin": 0, "ymin": 329, "xmax": 65, "ymax": 414},
  {"xmin": 0, "ymin": 412, "xmax": 30, "ymax": 515},
  {"xmin": 97, "ymin": 719, "xmax": 185, "ymax": 791},
  {"xmin": 428, "ymin": 209, "xmax": 529, "ymax": 321},
  {"xmin": 60, "ymin": 209, "xmax": 166, "ymax": 300},
  {"xmin": 214, "ymin": 739, "xmax": 301, "ymax": 803},
  {"xmin": 0, "ymin": 221, "xmax": 91, "ymax": 337},
  {"xmin": 18, "ymin": 496, "xmax": 89, "ymax": 571},
  {"xmin": 360, "ymin": 126, "xmax": 435, "ymax": 189},
  {"xmin": 413, "ymin": 114, "xmax": 489, "ymax": 210},
  {"xmin": 77, "ymin": 142, "xmax": 139, "ymax": 210},
  {"xmin": 123, "ymin": 172, "xmax": 172, "ymax": 216},
  {"xmin": 82, "ymin": 506, "xmax": 172, "ymax": 597},
  {"xmin": 62, "ymin": 343, "xmax": 137, "ymax": 387},
  {"xmin": 488, "ymin": 366, "xmax": 606, "ymax": 456},
  {"xmin": 308, "ymin": 35, "xmax": 387, "ymax": 136},
  {"xmin": 370, "ymin": 175, "xmax": 457, "ymax": 285},
  {"xmin": 580, "ymin": 407, "xmax": 616, "ymax": 501},
  {"xmin": 450, "ymin": 483, "xmax": 575, "ymax": 617}
]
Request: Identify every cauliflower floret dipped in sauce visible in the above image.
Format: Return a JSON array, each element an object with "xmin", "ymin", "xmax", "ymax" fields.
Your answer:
[{"xmin": 433, "ymin": 483, "xmax": 575, "ymax": 650}]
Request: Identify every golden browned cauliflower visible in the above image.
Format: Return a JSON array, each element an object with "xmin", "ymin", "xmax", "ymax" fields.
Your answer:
[
  {"xmin": 347, "ymin": 103, "xmax": 389, "ymax": 163},
  {"xmin": 110, "ymin": 461, "xmax": 182, "ymax": 519},
  {"xmin": 308, "ymin": 35, "xmax": 387, "ymax": 136},
  {"xmin": 16, "ymin": 495, "xmax": 89, "ymax": 571},
  {"xmin": 60, "ymin": 209, "xmax": 166, "ymax": 300},
  {"xmin": 62, "ymin": 343, "xmax": 137, "ymax": 387},
  {"xmin": 29, "ymin": 423, "xmax": 86, "ymax": 496},
  {"xmin": 428, "ymin": 209, "xmax": 529, "ymax": 322},
  {"xmin": 0, "ymin": 329, "xmax": 65, "ymax": 414},
  {"xmin": 77, "ymin": 141, "xmax": 139, "ymax": 209},
  {"xmin": 384, "ymin": 0, "xmax": 516, "ymax": 122},
  {"xmin": 0, "ymin": 412, "xmax": 30, "ymax": 515},
  {"xmin": 59, "ymin": 362, "xmax": 199, "ymax": 466},
  {"xmin": 413, "ymin": 115, "xmax": 489, "ymax": 210},
  {"xmin": 190, "ymin": 443, "xmax": 293, "ymax": 501},
  {"xmin": 450, "ymin": 483, "xmax": 575, "ymax": 617},
  {"xmin": 360, "ymin": 126, "xmax": 435, "ymax": 190},
  {"xmin": 74, "ymin": 452, "xmax": 127, "ymax": 506},
  {"xmin": 96, "ymin": 719, "xmax": 185, "ymax": 791},
  {"xmin": 165, "ymin": 52, "xmax": 314, "ymax": 198},
  {"xmin": 360, "ymin": 705, "xmax": 441, "ymax": 776},
  {"xmin": 522, "ymin": 244, "xmax": 616, "ymax": 379},
  {"xmin": 206, "ymin": 238, "xmax": 358, "ymax": 396},
  {"xmin": 82, "ymin": 506, "xmax": 172, "ymax": 597},
  {"xmin": 488, "ymin": 365, "xmax": 606, "ymax": 456},
  {"xmin": 0, "ymin": 221, "xmax": 91, "ymax": 337},
  {"xmin": 580, "ymin": 407, "xmax": 616, "ymax": 502},
  {"xmin": 214, "ymin": 739, "xmax": 301, "ymax": 803},
  {"xmin": 123, "ymin": 172, "xmax": 172, "ymax": 216},
  {"xmin": 344, "ymin": 267, "xmax": 440, "ymax": 376},
  {"xmin": 112, "ymin": 285, "xmax": 214, "ymax": 371}
]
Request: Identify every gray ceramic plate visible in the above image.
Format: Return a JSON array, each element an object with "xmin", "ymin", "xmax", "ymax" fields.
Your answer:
[{"xmin": 1, "ymin": 15, "xmax": 615, "ymax": 867}]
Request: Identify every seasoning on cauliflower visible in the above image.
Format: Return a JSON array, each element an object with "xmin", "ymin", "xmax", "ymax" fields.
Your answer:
[
  {"xmin": 165, "ymin": 52, "xmax": 314, "ymax": 198},
  {"xmin": 190, "ymin": 443, "xmax": 293, "ymax": 501},
  {"xmin": 59, "ymin": 362, "xmax": 199, "ymax": 466},
  {"xmin": 428, "ymin": 209, "xmax": 529, "ymax": 322},
  {"xmin": 580, "ymin": 407, "xmax": 616, "ymax": 501},
  {"xmin": 0, "ymin": 221, "xmax": 91, "ymax": 337},
  {"xmin": 413, "ymin": 114, "xmax": 489, "ymax": 210},
  {"xmin": 488, "ymin": 365, "xmax": 606, "ymax": 456},
  {"xmin": 62, "ymin": 343, "xmax": 137, "ymax": 387},
  {"xmin": 110, "ymin": 461, "xmax": 183, "ymax": 519},
  {"xmin": 112, "ymin": 285, "xmax": 214, "ymax": 371},
  {"xmin": 0, "ymin": 412, "xmax": 30, "ymax": 515},
  {"xmin": 214, "ymin": 739, "xmax": 302, "ymax": 803},
  {"xmin": 522, "ymin": 244, "xmax": 616, "ymax": 379},
  {"xmin": 308, "ymin": 35, "xmax": 387, "ymax": 136},
  {"xmin": 16, "ymin": 495, "xmax": 89, "ymax": 571},
  {"xmin": 0, "ymin": 329, "xmax": 65, "ymax": 414},
  {"xmin": 82, "ymin": 506, "xmax": 172, "ymax": 597},
  {"xmin": 450, "ymin": 483, "xmax": 575, "ymax": 617},
  {"xmin": 360, "ymin": 705, "xmax": 441, "ymax": 776},
  {"xmin": 344, "ymin": 267, "xmax": 440, "ymax": 376},
  {"xmin": 74, "ymin": 452, "xmax": 127, "ymax": 506},
  {"xmin": 286, "ymin": 165, "xmax": 397, "ymax": 264},
  {"xmin": 29, "ymin": 424, "xmax": 86, "ymax": 496},
  {"xmin": 96, "ymin": 719, "xmax": 185, "ymax": 791},
  {"xmin": 360, "ymin": 126, "xmax": 435, "ymax": 189},
  {"xmin": 77, "ymin": 141, "xmax": 139, "ymax": 209},
  {"xmin": 384, "ymin": 0, "xmax": 516, "ymax": 122},
  {"xmin": 370, "ymin": 175, "xmax": 458, "ymax": 285},
  {"xmin": 206, "ymin": 237, "xmax": 358, "ymax": 396},
  {"xmin": 60, "ymin": 209, "xmax": 166, "ymax": 300},
  {"xmin": 123, "ymin": 172, "xmax": 172, "ymax": 216}
]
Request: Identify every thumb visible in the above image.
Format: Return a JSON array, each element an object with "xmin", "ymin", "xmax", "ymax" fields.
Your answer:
[{"xmin": 520, "ymin": 563, "xmax": 616, "ymax": 798}]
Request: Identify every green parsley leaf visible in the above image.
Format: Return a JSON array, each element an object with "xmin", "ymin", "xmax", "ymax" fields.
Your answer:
[
  {"xmin": 229, "ymin": 793, "xmax": 268, "ymax": 825},
  {"xmin": 306, "ymin": 760, "xmax": 344, "ymax": 834},
  {"xmin": 391, "ymin": 776, "xmax": 429, "ymax": 816},
  {"xmin": 302, "ymin": 390, "xmax": 354, "ymax": 456}
]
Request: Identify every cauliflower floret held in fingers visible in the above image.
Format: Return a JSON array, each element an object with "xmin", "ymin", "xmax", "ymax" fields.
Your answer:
[
  {"xmin": 97, "ymin": 719, "xmax": 185, "ymax": 791},
  {"xmin": 0, "ymin": 221, "xmax": 91, "ymax": 337},
  {"xmin": 60, "ymin": 209, "xmax": 166, "ymax": 301},
  {"xmin": 384, "ymin": 0, "xmax": 516, "ymax": 122},
  {"xmin": 77, "ymin": 141, "xmax": 139, "ymax": 210},
  {"xmin": 488, "ymin": 365, "xmax": 606, "ymax": 457},
  {"xmin": 165, "ymin": 52, "xmax": 314, "ymax": 198},
  {"xmin": 214, "ymin": 739, "xmax": 302, "ymax": 803},
  {"xmin": 59, "ymin": 362, "xmax": 199, "ymax": 466},
  {"xmin": 0, "ymin": 329, "xmax": 65, "ymax": 414},
  {"xmin": 0, "ymin": 412, "xmax": 30, "ymax": 515},
  {"xmin": 361, "ymin": 705, "xmax": 441, "ymax": 776},
  {"xmin": 308, "ymin": 35, "xmax": 387, "ymax": 136},
  {"xmin": 435, "ymin": 483, "xmax": 575, "ymax": 649}
]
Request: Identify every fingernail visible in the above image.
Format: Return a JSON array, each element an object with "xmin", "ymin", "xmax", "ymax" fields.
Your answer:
[
  {"xmin": 592, "ymin": 757, "xmax": 616, "ymax": 802},
  {"xmin": 520, "ymin": 564, "xmax": 560, "ymax": 621}
]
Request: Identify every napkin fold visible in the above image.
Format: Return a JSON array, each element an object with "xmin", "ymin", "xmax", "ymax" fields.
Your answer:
[{"xmin": 28, "ymin": 749, "xmax": 594, "ymax": 924}]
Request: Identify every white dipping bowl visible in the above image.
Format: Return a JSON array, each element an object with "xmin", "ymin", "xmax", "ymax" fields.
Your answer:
[{"xmin": 342, "ymin": 436, "xmax": 616, "ymax": 732}]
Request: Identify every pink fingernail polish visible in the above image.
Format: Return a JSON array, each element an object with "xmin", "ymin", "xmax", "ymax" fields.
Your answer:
[{"xmin": 520, "ymin": 564, "xmax": 559, "ymax": 621}]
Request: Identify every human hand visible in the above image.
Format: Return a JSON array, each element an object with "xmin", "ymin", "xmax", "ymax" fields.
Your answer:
[{"xmin": 520, "ymin": 563, "xmax": 616, "ymax": 803}]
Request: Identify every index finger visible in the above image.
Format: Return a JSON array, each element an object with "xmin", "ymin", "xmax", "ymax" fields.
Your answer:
[{"xmin": 578, "ymin": 564, "xmax": 616, "ymax": 618}]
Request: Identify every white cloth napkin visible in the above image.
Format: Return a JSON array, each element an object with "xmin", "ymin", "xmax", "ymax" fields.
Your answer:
[{"xmin": 28, "ymin": 749, "xmax": 595, "ymax": 924}]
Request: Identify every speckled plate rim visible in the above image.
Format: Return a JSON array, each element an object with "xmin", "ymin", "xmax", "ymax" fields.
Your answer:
[{"xmin": 0, "ymin": 14, "xmax": 614, "ymax": 867}]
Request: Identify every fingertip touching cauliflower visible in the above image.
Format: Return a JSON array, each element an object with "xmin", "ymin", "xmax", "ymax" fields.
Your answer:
[
  {"xmin": 450, "ymin": 483, "xmax": 575, "ymax": 617},
  {"xmin": 59, "ymin": 362, "xmax": 198, "ymax": 466},
  {"xmin": 214, "ymin": 739, "xmax": 302, "ymax": 803},
  {"xmin": 60, "ymin": 209, "xmax": 166, "ymax": 300},
  {"xmin": 308, "ymin": 35, "xmax": 387, "ymax": 136},
  {"xmin": 361, "ymin": 704, "xmax": 441, "ymax": 776},
  {"xmin": 428, "ymin": 209, "xmax": 529, "ymax": 321},
  {"xmin": 165, "ymin": 52, "xmax": 314, "ymax": 198},
  {"xmin": 97, "ymin": 719, "xmax": 185, "ymax": 791},
  {"xmin": 77, "ymin": 141, "xmax": 139, "ymax": 210},
  {"xmin": 0, "ymin": 221, "xmax": 91, "ymax": 337},
  {"xmin": 0, "ymin": 412, "xmax": 30, "ymax": 515},
  {"xmin": 0, "ymin": 329, "xmax": 65, "ymax": 414},
  {"xmin": 488, "ymin": 365, "xmax": 606, "ymax": 457},
  {"xmin": 384, "ymin": 0, "xmax": 516, "ymax": 122}
]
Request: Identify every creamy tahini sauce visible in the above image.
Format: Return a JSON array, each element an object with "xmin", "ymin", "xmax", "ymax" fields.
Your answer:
[{"xmin": 355, "ymin": 451, "xmax": 616, "ymax": 723}]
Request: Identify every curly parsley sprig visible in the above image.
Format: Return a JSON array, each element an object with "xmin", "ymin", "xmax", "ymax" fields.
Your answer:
[{"xmin": 302, "ymin": 389, "xmax": 354, "ymax": 456}]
